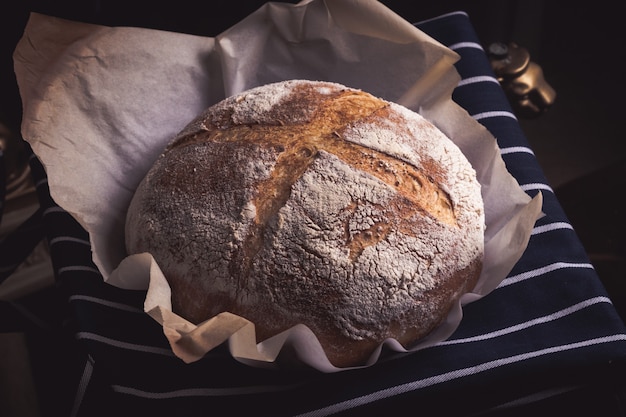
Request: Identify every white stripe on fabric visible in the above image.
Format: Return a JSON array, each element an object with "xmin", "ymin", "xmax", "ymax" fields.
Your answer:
[
  {"xmin": 76, "ymin": 332, "xmax": 175, "ymax": 356},
  {"xmin": 531, "ymin": 222, "xmax": 574, "ymax": 236},
  {"xmin": 50, "ymin": 236, "xmax": 91, "ymax": 246},
  {"xmin": 457, "ymin": 75, "xmax": 499, "ymax": 87},
  {"xmin": 500, "ymin": 146, "xmax": 535, "ymax": 156},
  {"xmin": 293, "ymin": 334, "xmax": 626, "ymax": 417},
  {"xmin": 35, "ymin": 178, "xmax": 48, "ymax": 188},
  {"xmin": 520, "ymin": 183, "xmax": 554, "ymax": 193},
  {"xmin": 472, "ymin": 111, "xmax": 518, "ymax": 121},
  {"xmin": 42, "ymin": 206, "xmax": 66, "ymax": 216},
  {"xmin": 70, "ymin": 355, "xmax": 94, "ymax": 417},
  {"xmin": 499, "ymin": 262, "xmax": 595, "ymax": 288},
  {"xmin": 112, "ymin": 382, "xmax": 304, "ymax": 399},
  {"xmin": 414, "ymin": 11, "xmax": 468, "ymax": 25},
  {"xmin": 438, "ymin": 296, "xmax": 613, "ymax": 346},
  {"xmin": 58, "ymin": 265, "xmax": 101, "ymax": 275},
  {"xmin": 485, "ymin": 385, "xmax": 583, "ymax": 412},
  {"xmin": 69, "ymin": 295, "xmax": 144, "ymax": 313},
  {"xmin": 448, "ymin": 41, "xmax": 483, "ymax": 51}
]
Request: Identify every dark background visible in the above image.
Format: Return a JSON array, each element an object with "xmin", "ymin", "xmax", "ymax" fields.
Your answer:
[{"xmin": 2, "ymin": 0, "xmax": 625, "ymax": 307}]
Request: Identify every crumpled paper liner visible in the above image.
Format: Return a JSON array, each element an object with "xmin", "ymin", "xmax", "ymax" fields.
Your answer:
[{"xmin": 14, "ymin": 0, "xmax": 543, "ymax": 372}]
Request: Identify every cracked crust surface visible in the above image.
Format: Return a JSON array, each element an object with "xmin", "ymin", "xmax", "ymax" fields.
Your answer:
[{"xmin": 125, "ymin": 80, "xmax": 485, "ymax": 367}]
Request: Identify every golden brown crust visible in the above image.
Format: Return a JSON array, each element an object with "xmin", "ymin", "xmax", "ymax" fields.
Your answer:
[{"xmin": 126, "ymin": 80, "xmax": 485, "ymax": 367}]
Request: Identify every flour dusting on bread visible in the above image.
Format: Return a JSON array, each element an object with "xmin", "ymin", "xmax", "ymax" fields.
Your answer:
[{"xmin": 125, "ymin": 80, "xmax": 485, "ymax": 367}]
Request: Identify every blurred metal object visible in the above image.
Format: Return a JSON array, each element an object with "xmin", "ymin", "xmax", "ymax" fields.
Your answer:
[{"xmin": 488, "ymin": 42, "xmax": 556, "ymax": 118}]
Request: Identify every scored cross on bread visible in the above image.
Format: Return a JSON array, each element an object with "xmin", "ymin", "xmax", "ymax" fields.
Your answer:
[{"xmin": 126, "ymin": 80, "xmax": 485, "ymax": 367}]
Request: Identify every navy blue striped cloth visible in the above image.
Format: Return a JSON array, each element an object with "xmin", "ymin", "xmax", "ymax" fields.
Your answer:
[{"xmin": 6, "ymin": 10, "xmax": 626, "ymax": 416}]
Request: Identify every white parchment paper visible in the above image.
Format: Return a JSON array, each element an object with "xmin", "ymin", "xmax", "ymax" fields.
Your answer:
[{"xmin": 14, "ymin": 0, "xmax": 542, "ymax": 372}]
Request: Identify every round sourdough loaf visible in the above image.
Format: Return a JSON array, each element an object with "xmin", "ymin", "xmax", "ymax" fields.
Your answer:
[{"xmin": 125, "ymin": 80, "xmax": 485, "ymax": 367}]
